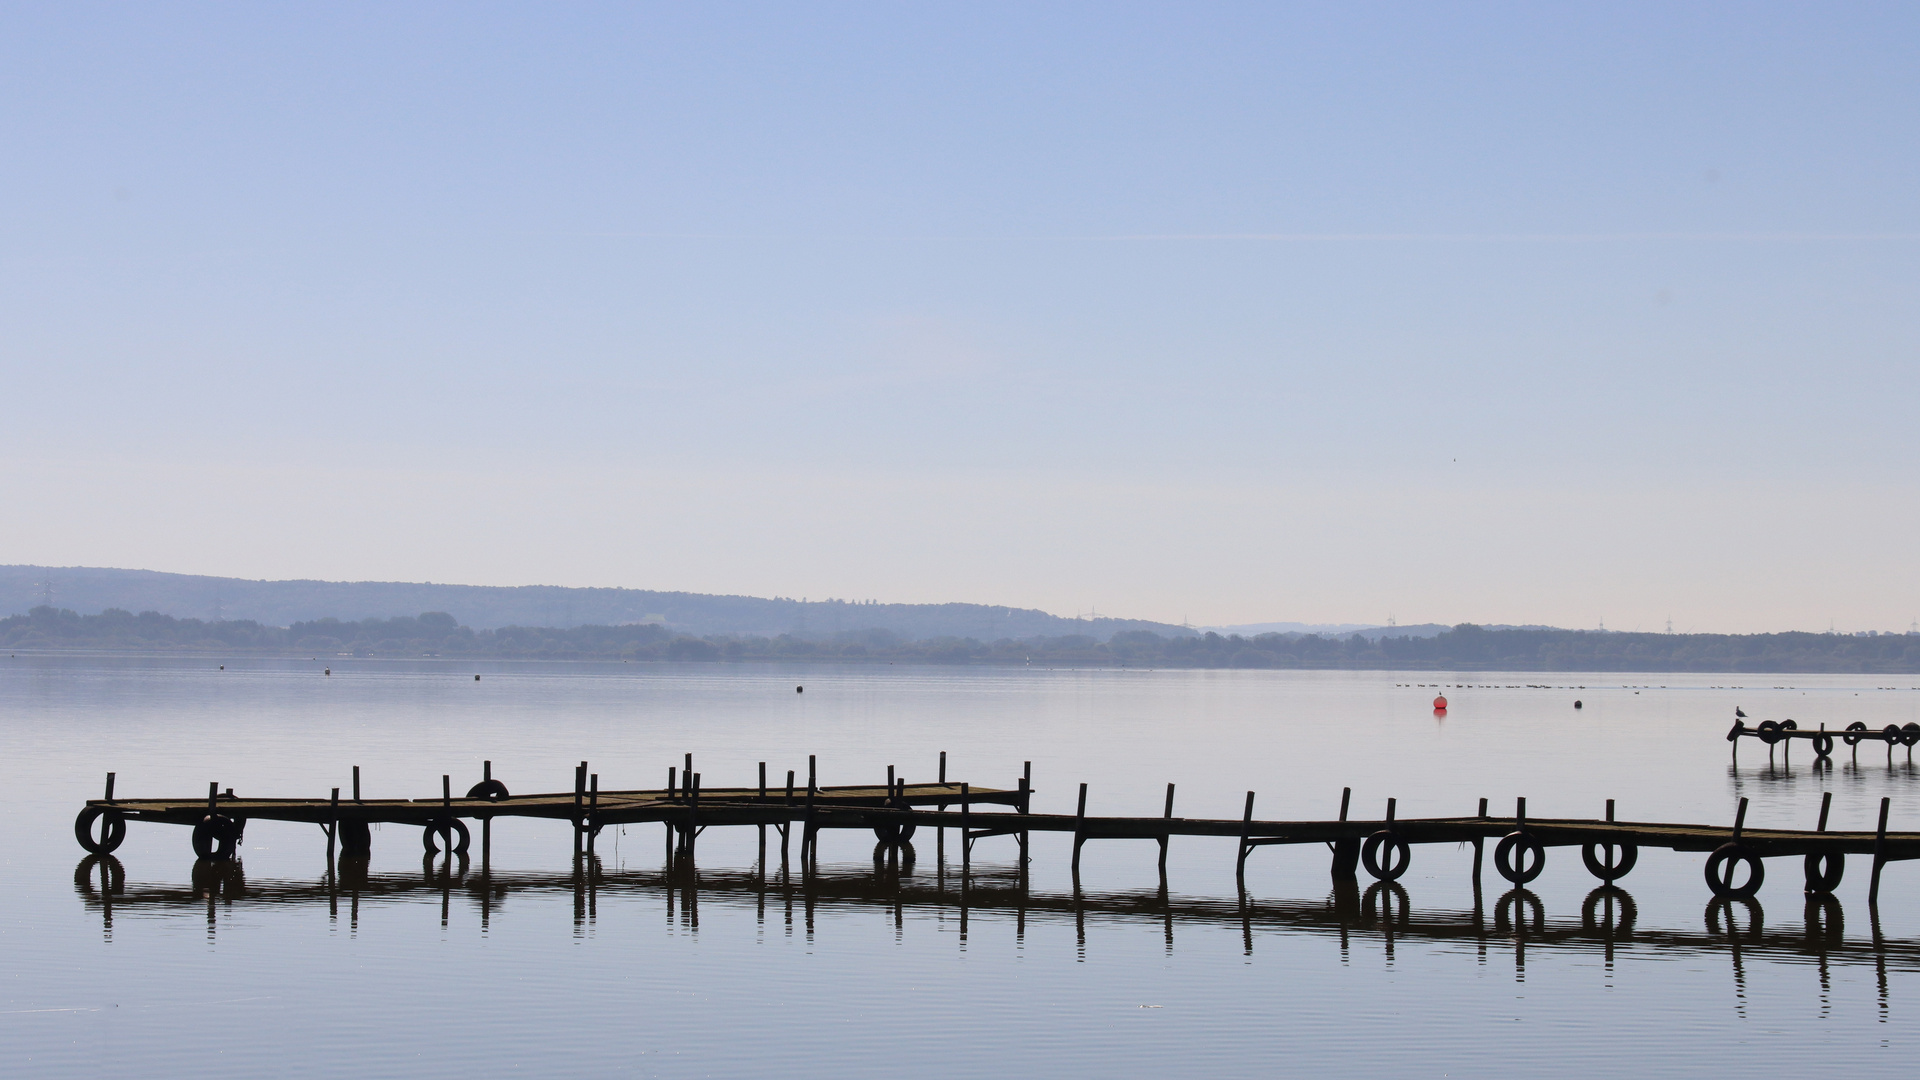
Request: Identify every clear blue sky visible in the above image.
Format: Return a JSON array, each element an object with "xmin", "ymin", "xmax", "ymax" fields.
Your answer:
[{"xmin": 3, "ymin": 3, "xmax": 1916, "ymax": 631}]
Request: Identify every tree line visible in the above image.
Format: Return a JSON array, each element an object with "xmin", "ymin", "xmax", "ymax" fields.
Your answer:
[{"xmin": 5, "ymin": 606, "xmax": 1920, "ymax": 673}]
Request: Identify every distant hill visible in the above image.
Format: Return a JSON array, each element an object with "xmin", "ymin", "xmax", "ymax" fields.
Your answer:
[
  {"xmin": 1204, "ymin": 622, "xmax": 1566, "ymax": 640},
  {"xmin": 7, "ymin": 606, "xmax": 1920, "ymax": 672},
  {"xmin": 0, "ymin": 565, "xmax": 1190, "ymax": 643}
]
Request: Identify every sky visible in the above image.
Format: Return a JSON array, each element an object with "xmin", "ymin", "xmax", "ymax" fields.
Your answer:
[{"xmin": 2, "ymin": 2, "xmax": 1916, "ymax": 633}]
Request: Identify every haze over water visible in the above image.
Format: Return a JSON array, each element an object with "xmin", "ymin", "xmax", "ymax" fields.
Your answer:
[{"xmin": 8, "ymin": 655, "xmax": 1920, "ymax": 1077}]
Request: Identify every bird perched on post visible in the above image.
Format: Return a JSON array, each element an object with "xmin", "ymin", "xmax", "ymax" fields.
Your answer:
[{"xmin": 1735, "ymin": 707, "xmax": 1747, "ymax": 718}]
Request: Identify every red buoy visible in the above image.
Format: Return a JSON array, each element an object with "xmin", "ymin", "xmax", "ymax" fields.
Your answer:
[{"xmin": 1433, "ymin": 694, "xmax": 1448, "ymax": 710}]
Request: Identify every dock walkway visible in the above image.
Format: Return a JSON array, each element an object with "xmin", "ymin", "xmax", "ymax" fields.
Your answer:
[{"xmin": 71, "ymin": 753, "xmax": 1920, "ymax": 903}]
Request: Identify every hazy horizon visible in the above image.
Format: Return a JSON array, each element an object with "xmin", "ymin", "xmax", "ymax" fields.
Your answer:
[
  {"xmin": 3, "ymin": 5, "xmax": 1916, "ymax": 634},
  {"xmin": 7, "ymin": 562, "xmax": 1914, "ymax": 638}
]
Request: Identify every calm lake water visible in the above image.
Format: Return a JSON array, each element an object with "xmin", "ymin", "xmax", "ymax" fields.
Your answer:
[{"xmin": 7, "ymin": 654, "xmax": 1920, "ymax": 1078}]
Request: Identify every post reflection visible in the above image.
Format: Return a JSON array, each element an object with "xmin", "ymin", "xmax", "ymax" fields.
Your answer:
[{"xmin": 72, "ymin": 852, "xmax": 1916, "ymax": 1009}]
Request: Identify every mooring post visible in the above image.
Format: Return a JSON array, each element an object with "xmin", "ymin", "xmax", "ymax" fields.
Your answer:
[
  {"xmin": 1871, "ymin": 796, "xmax": 1890, "ymax": 905},
  {"xmin": 785, "ymin": 769, "xmax": 795, "ymax": 804},
  {"xmin": 573, "ymin": 762, "xmax": 586, "ymax": 856},
  {"xmin": 1331, "ymin": 786, "xmax": 1360, "ymax": 878},
  {"xmin": 1516, "ymin": 796, "xmax": 1527, "ymax": 831},
  {"xmin": 1071, "ymin": 783, "xmax": 1088, "ymax": 875},
  {"xmin": 328, "ymin": 787, "xmax": 339, "ymax": 860},
  {"xmin": 207, "ymin": 781, "xmax": 218, "ymax": 814},
  {"xmin": 1013, "ymin": 763, "xmax": 1032, "ymax": 865},
  {"xmin": 1158, "ymin": 782, "xmax": 1175, "ymax": 874},
  {"xmin": 688, "ymin": 772, "xmax": 700, "ymax": 861},
  {"xmin": 1471, "ymin": 796, "xmax": 1488, "ymax": 883},
  {"xmin": 1606, "ymin": 798, "xmax": 1615, "ymax": 823},
  {"xmin": 757, "ymin": 761, "xmax": 769, "ymax": 860},
  {"xmin": 1818, "ymin": 790, "xmax": 1833, "ymax": 832},
  {"xmin": 887, "ymin": 765, "xmax": 895, "ymax": 793},
  {"xmin": 352, "ymin": 765, "xmax": 361, "ymax": 803},
  {"xmin": 587, "ymin": 773, "xmax": 599, "ymax": 854},
  {"xmin": 939, "ymin": 751, "xmax": 947, "ymax": 784},
  {"xmin": 442, "ymin": 774, "xmax": 451, "ymax": 810},
  {"xmin": 802, "ymin": 776, "xmax": 816, "ymax": 869},
  {"xmin": 104, "ymin": 772, "xmax": 116, "ymax": 803},
  {"xmin": 668, "ymin": 766, "xmax": 677, "ymax": 798},
  {"xmin": 959, "ymin": 782, "xmax": 972, "ymax": 875},
  {"xmin": 1236, "ymin": 791, "xmax": 1256, "ymax": 881},
  {"xmin": 1731, "ymin": 796, "xmax": 1748, "ymax": 843},
  {"xmin": 684, "ymin": 753, "xmax": 693, "ymax": 786}
]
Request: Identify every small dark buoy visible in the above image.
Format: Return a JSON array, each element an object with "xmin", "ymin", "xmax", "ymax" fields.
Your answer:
[
  {"xmin": 796, "ymin": 685, "xmax": 804, "ymax": 694},
  {"xmin": 324, "ymin": 668, "xmax": 331, "ymax": 676},
  {"xmin": 474, "ymin": 674, "xmax": 481, "ymax": 681},
  {"xmin": 219, "ymin": 665, "xmax": 224, "ymax": 670},
  {"xmin": 1574, "ymin": 700, "xmax": 1583, "ymax": 709}
]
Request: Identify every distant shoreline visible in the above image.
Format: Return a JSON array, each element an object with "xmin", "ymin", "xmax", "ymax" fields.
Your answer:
[{"xmin": 6, "ymin": 607, "xmax": 1920, "ymax": 675}]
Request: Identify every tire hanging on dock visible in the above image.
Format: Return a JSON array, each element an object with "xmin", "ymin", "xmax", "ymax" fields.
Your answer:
[
  {"xmin": 1704, "ymin": 842, "xmax": 1764, "ymax": 899},
  {"xmin": 423, "ymin": 816, "xmax": 471, "ymax": 855},
  {"xmin": 73, "ymin": 806, "xmax": 127, "ymax": 854},
  {"xmin": 1360, "ymin": 829, "xmax": 1410, "ymax": 881},
  {"xmin": 192, "ymin": 814, "xmax": 241, "ymax": 861},
  {"xmin": 1494, "ymin": 832, "xmax": 1547, "ymax": 885}
]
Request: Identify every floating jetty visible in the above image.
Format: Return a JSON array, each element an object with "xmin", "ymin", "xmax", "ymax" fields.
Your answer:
[
  {"xmin": 1729, "ymin": 715, "xmax": 1920, "ymax": 764},
  {"xmin": 73, "ymin": 752, "xmax": 1920, "ymax": 902}
]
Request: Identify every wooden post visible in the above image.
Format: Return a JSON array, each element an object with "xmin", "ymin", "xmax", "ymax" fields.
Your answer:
[
  {"xmin": 1236, "ymin": 791, "xmax": 1255, "ymax": 880},
  {"xmin": 1817, "ymin": 790, "xmax": 1832, "ymax": 832},
  {"xmin": 587, "ymin": 773, "xmax": 599, "ymax": 854},
  {"xmin": 960, "ymin": 782, "xmax": 971, "ymax": 875},
  {"xmin": 104, "ymin": 772, "xmax": 116, "ymax": 803},
  {"xmin": 573, "ymin": 762, "xmax": 586, "ymax": 856},
  {"xmin": 484, "ymin": 760, "xmax": 492, "ymax": 782},
  {"xmin": 1606, "ymin": 798, "xmax": 1615, "ymax": 823},
  {"xmin": 1870, "ymin": 796, "xmax": 1890, "ymax": 905},
  {"xmin": 802, "ymin": 776, "xmax": 816, "ymax": 869},
  {"xmin": 1731, "ymin": 796, "xmax": 1748, "ymax": 843},
  {"xmin": 1331, "ymin": 786, "xmax": 1359, "ymax": 878},
  {"xmin": 1472, "ymin": 796, "xmax": 1488, "ymax": 882},
  {"xmin": 759, "ymin": 762, "xmax": 767, "ymax": 799},
  {"xmin": 668, "ymin": 766, "xmax": 677, "ymax": 798},
  {"xmin": 352, "ymin": 765, "xmax": 361, "ymax": 803},
  {"xmin": 785, "ymin": 769, "xmax": 795, "ymax": 804},
  {"xmin": 1516, "ymin": 796, "xmax": 1527, "ymax": 831},
  {"xmin": 1386, "ymin": 797, "xmax": 1397, "ymax": 824},
  {"xmin": 442, "ymin": 774, "xmax": 451, "ymax": 810},
  {"xmin": 887, "ymin": 765, "xmax": 895, "ymax": 792},
  {"xmin": 939, "ymin": 751, "xmax": 947, "ymax": 784},
  {"xmin": 1071, "ymin": 783, "xmax": 1088, "ymax": 875},
  {"xmin": 809, "ymin": 755, "xmax": 817, "ymax": 792},
  {"xmin": 685, "ymin": 753, "xmax": 693, "ymax": 786},
  {"xmin": 1158, "ymin": 782, "xmax": 1174, "ymax": 873},
  {"xmin": 1016, "ymin": 773, "xmax": 1031, "ymax": 865},
  {"xmin": 208, "ymin": 781, "xmax": 218, "ymax": 814},
  {"xmin": 328, "ymin": 787, "xmax": 339, "ymax": 861}
]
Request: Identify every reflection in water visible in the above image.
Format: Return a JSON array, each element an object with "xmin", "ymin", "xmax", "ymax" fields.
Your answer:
[
  {"xmin": 1729, "ymin": 756, "xmax": 1920, "ymax": 802},
  {"xmin": 72, "ymin": 849, "xmax": 1917, "ymax": 1011}
]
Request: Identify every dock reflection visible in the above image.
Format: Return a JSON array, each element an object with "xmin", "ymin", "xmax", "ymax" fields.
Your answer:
[{"xmin": 72, "ymin": 847, "xmax": 1916, "ymax": 1006}]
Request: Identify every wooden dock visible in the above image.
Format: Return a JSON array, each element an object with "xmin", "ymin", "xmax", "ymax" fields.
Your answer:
[
  {"xmin": 1729, "ymin": 715, "xmax": 1920, "ymax": 765},
  {"xmin": 72, "ymin": 753, "xmax": 1920, "ymax": 903}
]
